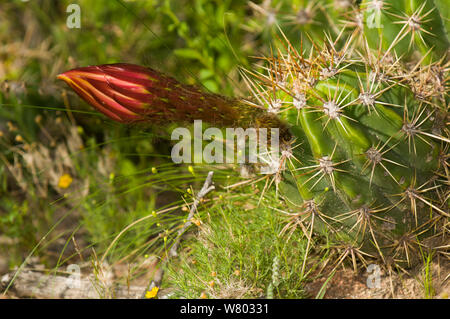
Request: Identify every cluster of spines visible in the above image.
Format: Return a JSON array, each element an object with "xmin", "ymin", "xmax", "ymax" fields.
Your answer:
[{"xmin": 238, "ymin": 1, "xmax": 448, "ymax": 268}]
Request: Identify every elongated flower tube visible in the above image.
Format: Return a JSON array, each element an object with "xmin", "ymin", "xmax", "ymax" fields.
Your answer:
[{"xmin": 58, "ymin": 63, "xmax": 291, "ymax": 141}]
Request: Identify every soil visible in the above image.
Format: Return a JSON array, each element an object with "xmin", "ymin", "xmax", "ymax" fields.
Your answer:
[{"xmin": 305, "ymin": 257, "xmax": 449, "ymax": 299}]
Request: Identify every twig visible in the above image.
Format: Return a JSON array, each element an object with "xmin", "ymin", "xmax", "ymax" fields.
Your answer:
[
  {"xmin": 143, "ymin": 171, "xmax": 215, "ymax": 297},
  {"xmin": 170, "ymin": 171, "xmax": 215, "ymax": 257},
  {"xmin": 1, "ymin": 269, "xmax": 145, "ymax": 299}
]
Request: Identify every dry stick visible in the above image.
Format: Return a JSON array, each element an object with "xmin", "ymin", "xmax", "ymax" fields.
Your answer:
[
  {"xmin": 170, "ymin": 171, "xmax": 215, "ymax": 257},
  {"xmin": 0, "ymin": 268, "xmax": 145, "ymax": 299},
  {"xmin": 144, "ymin": 171, "xmax": 215, "ymax": 297}
]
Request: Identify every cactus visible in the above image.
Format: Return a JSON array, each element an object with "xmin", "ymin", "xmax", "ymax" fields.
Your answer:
[
  {"xmin": 58, "ymin": 0, "xmax": 449, "ymax": 268},
  {"xmin": 248, "ymin": 0, "xmax": 449, "ymax": 267}
]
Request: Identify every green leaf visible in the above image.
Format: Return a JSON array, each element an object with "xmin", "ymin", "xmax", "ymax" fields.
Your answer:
[{"xmin": 173, "ymin": 48, "xmax": 203, "ymax": 61}]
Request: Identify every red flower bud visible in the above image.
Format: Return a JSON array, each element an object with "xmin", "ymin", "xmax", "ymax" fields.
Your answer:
[{"xmin": 57, "ymin": 63, "xmax": 248, "ymax": 126}]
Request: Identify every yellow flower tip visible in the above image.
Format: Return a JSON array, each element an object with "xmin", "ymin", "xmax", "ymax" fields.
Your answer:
[
  {"xmin": 188, "ymin": 165, "xmax": 195, "ymax": 175},
  {"xmin": 209, "ymin": 281, "xmax": 215, "ymax": 288},
  {"xmin": 109, "ymin": 173, "xmax": 115, "ymax": 181},
  {"xmin": 151, "ymin": 211, "xmax": 157, "ymax": 217},
  {"xmin": 151, "ymin": 167, "xmax": 158, "ymax": 174},
  {"xmin": 200, "ymin": 292, "xmax": 208, "ymax": 299},
  {"xmin": 58, "ymin": 173, "xmax": 73, "ymax": 189},
  {"xmin": 211, "ymin": 271, "xmax": 217, "ymax": 277},
  {"xmin": 145, "ymin": 286, "xmax": 159, "ymax": 299},
  {"xmin": 56, "ymin": 73, "xmax": 70, "ymax": 82}
]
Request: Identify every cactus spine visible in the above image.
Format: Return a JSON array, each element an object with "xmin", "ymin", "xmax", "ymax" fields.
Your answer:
[{"xmin": 244, "ymin": 0, "xmax": 449, "ymax": 267}]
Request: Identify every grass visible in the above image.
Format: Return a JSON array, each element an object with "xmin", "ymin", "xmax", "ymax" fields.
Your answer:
[
  {"xmin": 165, "ymin": 188, "xmax": 310, "ymax": 299},
  {"xmin": 419, "ymin": 246, "xmax": 435, "ymax": 299}
]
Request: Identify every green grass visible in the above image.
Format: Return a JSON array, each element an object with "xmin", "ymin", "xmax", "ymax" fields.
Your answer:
[
  {"xmin": 419, "ymin": 247, "xmax": 435, "ymax": 299},
  {"xmin": 165, "ymin": 189, "xmax": 310, "ymax": 299}
]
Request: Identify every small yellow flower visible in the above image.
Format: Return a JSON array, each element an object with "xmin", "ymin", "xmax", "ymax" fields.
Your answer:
[
  {"xmin": 233, "ymin": 269, "xmax": 240, "ymax": 276},
  {"xmin": 145, "ymin": 286, "xmax": 159, "ymax": 299},
  {"xmin": 200, "ymin": 292, "xmax": 208, "ymax": 299},
  {"xmin": 211, "ymin": 271, "xmax": 217, "ymax": 277},
  {"xmin": 209, "ymin": 281, "xmax": 215, "ymax": 288},
  {"xmin": 188, "ymin": 165, "xmax": 195, "ymax": 176},
  {"xmin": 34, "ymin": 115, "xmax": 42, "ymax": 124},
  {"xmin": 7, "ymin": 121, "xmax": 16, "ymax": 132},
  {"xmin": 192, "ymin": 218, "xmax": 202, "ymax": 226},
  {"xmin": 58, "ymin": 174, "xmax": 73, "ymax": 189},
  {"xmin": 151, "ymin": 167, "xmax": 158, "ymax": 174},
  {"xmin": 15, "ymin": 135, "xmax": 23, "ymax": 143},
  {"xmin": 152, "ymin": 211, "xmax": 157, "ymax": 217}
]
